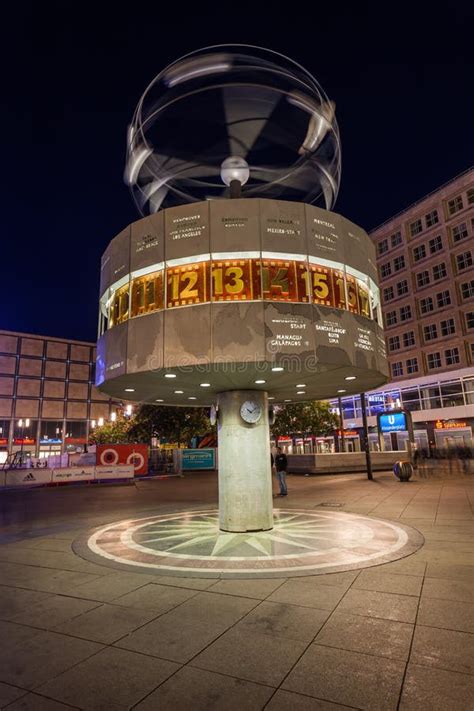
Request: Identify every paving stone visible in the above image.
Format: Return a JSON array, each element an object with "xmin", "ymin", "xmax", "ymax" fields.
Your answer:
[
  {"xmin": 410, "ymin": 624, "xmax": 474, "ymax": 675},
  {"xmin": 143, "ymin": 575, "xmax": 214, "ymax": 590},
  {"xmin": 267, "ymin": 581, "xmax": 346, "ymax": 610},
  {"xmin": 315, "ymin": 611, "xmax": 413, "ymax": 660},
  {"xmin": 0, "ymin": 682, "xmax": 27, "ymax": 707},
  {"xmin": 67, "ymin": 572, "xmax": 153, "ymax": 602},
  {"xmin": 113, "ymin": 582, "xmax": 197, "ymax": 612},
  {"xmin": 116, "ymin": 592, "xmax": 256, "ymax": 662},
  {"xmin": 5, "ymin": 693, "xmax": 76, "ymax": 710},
  {"xmin": 352, "ymin": 570, "xmax": 422, "ymax": 596},
  {"xmin": 238, "ymin": 601, "xmax": 329, "ymax": 642},
  {"xmin": 191, "ymin": 626, "xmax": 307, "ymax": 686},
  {"xmin": 207, "ymin": 578, "xmax": 286, "ymax": 599},
  {"xmin": 53, "ymin": 602, "xmax": 159, "ymax": 643},
  {"xmin": 417, "ymin": 597, "xmax": 474, "ymax": 633},
  {"xmin": 370, "ymin": 557, "xmax": 426, "ymax": 577},
  {"xmin": 337, "ymin": 588, "xmax": 419, "ymax": 623},
  {"xmin": 0, "ymin": 629, "xmax": 102, "ymax": 689},
  {"xmin": 422, "ymin": 576, "xmax": 474, "ymax": 604},
  {"xmin": 425, "ymin": 562, "xmax": 474, "ymax": 581},
  {"xmin": 295, "ymin": 571, "xmax": 358, "ymax": 589},
  {"xmin": 399, "ymin": 663, "xmax": 474, "ymax": 710},
  {"xmin": 38, "ymin": 646, "xmax": 178, "ymax": 710},
  {"xmin": 10, "ymin": 595, "xmax": 100, "ymax": 630},
  {"xmin": 265, "ymin": 689, "xmax": 353, "ymax": 710},
  {"xmin": 134, "ymin": 665, "xmax": 273, "ymax": 710},
  {"xmin": 0, "ymin": 586, "xmax": 52, "ymax": 621},
  {"xmin": 283, "ymin": 644, "xmax": 405, "ymax": 710}
]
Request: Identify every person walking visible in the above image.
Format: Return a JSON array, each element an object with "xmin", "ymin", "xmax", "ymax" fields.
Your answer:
[{"xmin": 274, "ymin": 446, "xmax": 288, "ymax": 496}]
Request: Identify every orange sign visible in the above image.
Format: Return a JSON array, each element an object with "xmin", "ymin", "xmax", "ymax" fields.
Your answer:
[{"xmin": 435, "ymin": 420, "xmax": 467, "ymax": 430}]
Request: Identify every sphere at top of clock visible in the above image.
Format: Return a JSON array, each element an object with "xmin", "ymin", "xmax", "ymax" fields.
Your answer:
[{"xmin": 125, "ymin": 45, "xmax": 341, "ymax": 214}]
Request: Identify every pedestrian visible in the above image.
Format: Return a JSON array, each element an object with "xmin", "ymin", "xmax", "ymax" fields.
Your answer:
[{"xmin": 274, "ymin": 446, "xmax": 288, "ymax": 496}]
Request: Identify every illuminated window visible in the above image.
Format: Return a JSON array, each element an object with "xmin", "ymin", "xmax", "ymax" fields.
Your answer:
[
  {"xmin": 425, "ymin": 209, "xmax": 439, "ymax": 228},
  {"xmin": 423, "ymin": 324, "xmax": 438, "ymax": 342},
  {"xmin": 406, "ymin": 358, "xmax": 418, "ymax": 374},
  {"xmin": 441, "ymin": 318, "xmax": 455, "ymax": 336},
  {"xmin": 400, "ymin": 305, "xmax": 412, "ymax": 321},
  {"xmin": 447, "ymin": 195, "xmax": 463, "ymax": 215},
  {"xmin": 433, "ymin": 263, "xmax": 447, "ymax": 281},
  {"xmin": 429, "ymin": 235, "xmax": 443, "ymax": 254},
  {"xmin": 427, "ymin": 352, "xmax": 441, "ymax": 369},
  {"xmin": 456, "ymin": 251, "xmax": 473, "ymax": 272},
  {"xmin": 451, "ymin": 222, "xmax": 468, "ymax": 243},
  {"xmin": 445, "ymin": 347, "xmax": 460, "ymax": 366},
  {"xmin": 131, "ymin": 270, "xmax": 164, "ymax": 317},
  {"xmin": 413, "ymin": 244, "xmax": 426, "ymax": 262},
  {"xmin": 392, "ymin": 361, "xmax": 403, "ymax": 377},
  {"xmin": 409, "ymin": 219, "xmax": 423, "ymax": 236}
]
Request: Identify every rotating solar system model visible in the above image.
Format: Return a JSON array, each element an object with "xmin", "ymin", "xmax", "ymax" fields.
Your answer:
[{"xmin": 96, "ymin": 45, "xmax": 388, "ymax": 533}]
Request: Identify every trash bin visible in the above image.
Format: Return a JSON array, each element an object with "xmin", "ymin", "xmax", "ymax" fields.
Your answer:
[{"xmin": 393, "ymin": 461, "xmax": 413, "ymax": 481}]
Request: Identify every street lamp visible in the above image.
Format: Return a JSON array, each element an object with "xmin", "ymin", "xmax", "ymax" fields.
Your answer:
[{"xmin": 18, "ymin": 418, "xmax": 30, "ymax": 462}]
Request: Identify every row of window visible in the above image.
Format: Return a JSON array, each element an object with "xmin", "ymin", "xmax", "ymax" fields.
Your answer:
[
  {"xmin": 391, "ymin": 347, "xmax": 462, "ymax": 377},
  {"xmin": 386, "ymin": 313, "xmax": 474, "ymax": 348},
  {"xmin": 415, "ymin": 262, "xmax": 448, "ymax": 289},
  {"xmin": 412, "ymin": 234, "xmax": 443, "ymax": 262},
  {"xmin": 383, "ymin": 251, "xmax": 472, "ymax": 292},
  {"xmin": 446, "ymin": 188, "xmax": 474, "ymax": 216},
  {"xmin": 391, "ymin": 358, "xmax": 419, "ymax": 377},
  {"xmin": 380, "ymin": 255, "xmax": 406, "ymax": 279},
  {"xmin": 383, "ymin": 280, "xmax": 474, "ymax": 306},
  {"xmin": 409, "ymin": 209, "xmax": 439, "ymax": 237},
  {"xmin": 423, "ymin": 318, "xmax": 456, "ymax": 342},
  {"xmin": 377, "ymin": 231, "xmax": 403, "ymax": 256},
  {"xmin": 388, "ymin": 332, "xmax": 416, "ymax": 352}
]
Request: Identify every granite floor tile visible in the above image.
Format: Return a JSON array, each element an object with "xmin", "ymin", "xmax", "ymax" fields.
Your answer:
[
  {"xmin": 352, "ymin": 570, "xmax": 422, "ymax": 597},
  {"xmin": 425, "ymin": 562, "xmax": 474, "ymax": 581},
  {"xmin": 53, "ymin": 603, "xmax": 158, "ymax": 644},
  {"xmin": 141, "ymin": 575, "xmax": 214, "ymax": 590},
  {"xmin": 116, "ymin": 592, "xmax": 256, "ymax": 662},
  {"xmin": 410, "ymin": 624, "xmax": 474, "ymax": 675},
  {"xmin": 0, "ymin": 682, "xmax": 27, "ymax": 707},
  {"xmin": 295, "ymin": 571, "xmax": 359, "ymax": 589},
  {"xmin": 37, "ymin": 646, "xmax": 178, "ymax": 710},
  {"xmin": 337, "ymin": 588, "xmax": 419, "ymax": 623},
  {"xmin": 207, "ymin": 578, "xmax": 286, "ymax": 599},
  {"xmin": 265, "ymin": 689, "xmax": 354, "ymax": 710},
  {"xmin": 0, "ymin": 629, "xmax": 102, "ymax": 689},
  {"xmin": 422, "ymin": 576, "xmax": 474, "ymax": 604},
  {"xmin": 0, "ymin": 586, "xmax": 52, "ymax": 621},
  {"xmin": 417, "ymin": 596, "xmax": 474, "ymax": 633},
  {"xmin": 9, "ymin": 595, "xmax": 100, "ymax": 630},
  {"xmin": 4, "ymin": 693, "xmax": 77, "ymax": 710},
  {"xmin": 283, "ymin": 644, "xmax": 405, "ymax": 710},
  {"xmin": 399, "ymin": 663, "xmax": 474, "ymax": 711},
  {"xmin": 67, "ymin": 572, "xmax": 153, "ymax": 602},
  {"xmin": 267, "ymin": 581, "xmax": 346, "ymax": 611},
  {"xmin": 113, "ymin": 582, "xmax": 197, "ymax": 612},
  {"xmin": 238, "ymin": 601, "xmax": 329, "ymax": 642},
  {"xmin": 369, "ymin": 557, "xmax": 426, "ymax": 577},
  {"xmin": 191, "ymin": 626, "xmax": 307, "ymax": 686},
  {"xmin": 134, "ymin": 665, "xmax": 273, "ymax": 711},
  {"xmin": 315, "ymin": 611, "xmax": 414, "ymax": 661}
]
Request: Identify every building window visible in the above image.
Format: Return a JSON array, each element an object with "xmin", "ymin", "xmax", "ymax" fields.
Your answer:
[
  {"xmin": 416, "ymin": 270, "xmax": 430, "ymax": 288},
  {"xmin": 447, "ymin": 195, "xmax": 464, "ymax": 215},
  {"xmin": 406, "ymin": 358, "xmax": 418, "ymax": 374},
  {"xmin": 377, "ymin": 239, "xmax": 389, "ymax": 256},
  {"xmin": 386, "ymin": 310, "xmax": 397, "ymax": 327},
  {"xmin": 383, "ymin": 286, "xmax": 394, "ymax": 302},
  {"xmin": 429, "ymin": 235, "xmax": 443, "ymax": 254},
  {"xmin": 392, "ymin": 361, "xmax": 403, "ymax": 377},
  {"xmin": 451, "ymin": 222, "xmax": 468, "ymax": 243},
  {"xmin": 456, "ymin": 251, "xmax": 473, "ymax": 272},
  {"xmin": 380, "ymin": 262, "xmax": 392, "ymax": 279},
  {"xmin": 460, "ymin": 280, "xmax": 474, "ymax": 300},
  {"xmin": 423, "ymin": 324, "xmax": 438, "ymax": 341},
  {"xmin": 409, "ymin": 219, "xmax": 423, "ymax": 236},
  {"xmin": 413, "ymin": 244, "xmax": 426, "ymax": 262},
  {"xmin": 466, "ymin": 312, "xmax": 474, "ymax": 329},
  {"xmin": 467, "ymin": 188, "xmax": 474, "ymax": 205},
  {"xmin": 436, "ymin": 290, "xmax": 451, "ymax": 308},
  {"xmin": 427, "ymin": 352, "xmax": 442, "ymax": 369},
  {"xmin": 394, "ymin": 255, "xmax": 405, "ymax": 272},
  {"xmin": 433, "ymin": 263, "xmax": 447, "ymax": 281},
  {"xmin": 397, "ymin": 280, "xmax": 409, "ymax": 296},
  {"xmin": 420, "ymin": 296, "xmax": 434, "ymax": 314},
  {"xmin": 425, "ymin": 209, "xmax": 439, "ymax": 228},
  {"xmin": 403, "ymin": 331, "xmax": 415, "ymax": 347},
  {"xmin": 391, "ymin": 231, "xmax": 403, "ymax": 248},
  {"xmin": 400, "ymin": 305, "xmax": 412, "ymax": 321},
  {"xmin": 440, "ymin": 318, "xmax": 456, "ymax": 336},
  {"xmin": 445, "ymin": 347, "xmax": 460, "ymax": 366},
  {"xmin": 388, "ymin": 335, "xmax": 400, "ymax": 351}
]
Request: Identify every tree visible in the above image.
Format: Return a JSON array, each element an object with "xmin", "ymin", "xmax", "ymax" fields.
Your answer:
[
  {"xmin": 88, "ymin": 415, "xmax": 136, "ymax": 445},
  {"xmin": 128, "ymin": 404, "xmax": 210, "ymax": 447},
  {"xmin": 272, "ymin": 400, "xmax": 339, "ymax": 439}
]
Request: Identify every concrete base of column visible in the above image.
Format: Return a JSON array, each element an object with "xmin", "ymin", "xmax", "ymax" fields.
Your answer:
[{"xmin": 217, "ymin": 390, "xmax": 273, "ymax": 533}]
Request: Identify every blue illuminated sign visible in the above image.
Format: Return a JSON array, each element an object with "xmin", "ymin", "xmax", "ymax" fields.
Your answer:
[
  {"xmin": 379, "ymin": 412, "xmax": 407, "ymax": 433},
  {"xmin": 182, "ymin": 448, "xmax": 216, "ymax": 470}
]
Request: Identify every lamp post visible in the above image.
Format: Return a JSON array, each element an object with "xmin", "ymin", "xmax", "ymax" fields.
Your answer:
[
  {"xmin": 360, "ymin": 393, "xmax": 373, "ymax": 481},
  {"xmin": 18, "ymin": 418, "xmax": 30, "ymax": 463}
]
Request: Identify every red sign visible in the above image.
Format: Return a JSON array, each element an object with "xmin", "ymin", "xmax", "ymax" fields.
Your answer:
[
  {"xmin": 0, "ymin": 438, "xmax": 8, "ymax": 446},
  {"xmin": 96, "ymin": 444, "xmax": 148, "ymax": 475},
  {"xmin": 65, "ymin": 437, "xmax": 87, "ymax": 445}
]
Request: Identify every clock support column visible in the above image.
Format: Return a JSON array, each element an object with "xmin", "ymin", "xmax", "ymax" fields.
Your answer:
[{"xmin": 217, "ymin": 390, "xmax": 274, "ymax": 533}]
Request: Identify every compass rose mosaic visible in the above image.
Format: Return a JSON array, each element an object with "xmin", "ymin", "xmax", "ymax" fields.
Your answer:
[{"xmin": 74, "ymin": 509, "xmax": 424, "ymax": 579}]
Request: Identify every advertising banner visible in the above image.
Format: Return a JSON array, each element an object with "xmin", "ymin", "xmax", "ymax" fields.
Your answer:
[
  {"xmin": 181, "ymin": 448, "xmax": 216, "ymax": 470},
  {"xmin": 96, "ymin": 444, "xmax": 148, "ymax": 474},
  {"xmin": 52, "ymin": 467, "xmax": 95, "ymax": 483},
  {"xmin": 5, "ymin": 469, "xmax": 52, "ymax": 487},
  {"xmin": 95, "ymin": 465, "xmax": 134, "ymax": 480}
]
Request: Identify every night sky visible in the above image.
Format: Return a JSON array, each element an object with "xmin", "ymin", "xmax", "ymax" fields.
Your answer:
[{"xmin": 6, "ymin": 2, "xmax": 473, "ymax": 342}]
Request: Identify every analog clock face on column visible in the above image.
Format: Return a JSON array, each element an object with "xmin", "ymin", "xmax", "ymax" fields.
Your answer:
[{"xmin": 240, "ymin": 400, "xmax": 263, "ymax": 424}]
